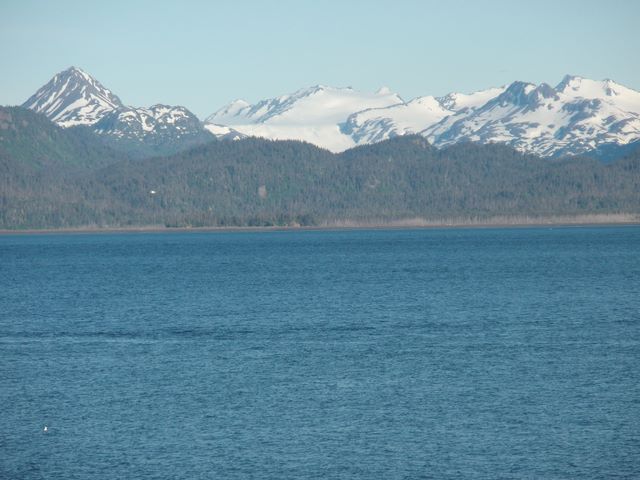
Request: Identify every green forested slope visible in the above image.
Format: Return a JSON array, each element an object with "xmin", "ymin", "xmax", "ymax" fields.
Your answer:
[{"xmin": 1, "ymin": 107, "xmax": 639, "ymax": 229}]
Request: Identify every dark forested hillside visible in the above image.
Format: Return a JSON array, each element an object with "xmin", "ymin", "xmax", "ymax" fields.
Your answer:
[
  {"xmin": 1, "ymin": 107, "xmax": 639, "ymax": 229},
  {"xmin": 0, "ymin": 106, "xmax": 128, "ymax": 170},
  {"xmin": 84, "ymin": 119, "xmax": 217, "ymax": 160}
]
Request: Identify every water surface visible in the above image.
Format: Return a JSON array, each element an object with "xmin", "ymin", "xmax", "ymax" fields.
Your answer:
[{"xmin": 1, "ymin": 227, "xmax": 639, "ymax": 479}]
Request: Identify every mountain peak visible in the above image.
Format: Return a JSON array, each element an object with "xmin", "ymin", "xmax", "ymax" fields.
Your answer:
[
  {"xmin": 491, "ymin": 81, "xmax": 537, "ymax": 106},
  {"xmin": 23, "ymin": 67, "xmax": 123, "ymax": 127},
  {"xmin": 63, "ymin": 65, "xmax": 88, "ymax": 75},
  {"xmin": 555, "ymin": 75, "xmax": 640, "ymax": 104},
  {"xmin": 532, "ymin": 82, "xmax": 558, "ymax": 100},
  {"xmin": 556, "ymin": 74, "xmax": 585, "ymax": 92},
  {"xmin": 561, "ymin": 73, "xmax": 584, "ymax": 82}
]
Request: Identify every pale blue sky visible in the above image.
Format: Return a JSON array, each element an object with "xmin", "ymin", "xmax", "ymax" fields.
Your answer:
[{"xmin": 1, "ymin": 0, "xmax": 638, "ymax": 118}]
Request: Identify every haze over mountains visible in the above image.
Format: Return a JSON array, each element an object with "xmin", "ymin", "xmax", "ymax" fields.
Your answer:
[{"xmin": 21, "ymin": 67, "xmax": 640, "ymax": 160}]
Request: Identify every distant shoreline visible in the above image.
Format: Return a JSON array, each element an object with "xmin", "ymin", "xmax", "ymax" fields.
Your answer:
[{"xmin": 1, "ymin": 214, "xmax": 639, "ymax": 235}]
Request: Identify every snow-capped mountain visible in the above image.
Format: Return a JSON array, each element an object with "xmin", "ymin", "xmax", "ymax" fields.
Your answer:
[
  {"xmin": 93, "ymin": 104, "xmax": 203, "ymax": 143},
  {"xmin": 23, "ymin": 67, "xmax": 123, "ymax": 127},
  {"xmin": 204, "ymin": 76, "xmax": 640, "ymax": 158},
  {"xmin": 204, "ymin": 85, "xmax": 404, "ymax": 152},
  {"xmin": 423, "ymin": 76, "xmax": 640, "ymax": 157},
  {"xmin": 23, "ymin": 67, "xmax": 213, "ymax": 152},
  {"xmin": 21, "ymin": 67, "xmax": 640, "ymax": 159}
]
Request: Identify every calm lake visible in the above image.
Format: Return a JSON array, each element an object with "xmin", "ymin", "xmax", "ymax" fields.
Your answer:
[{"xmin": 1, "ymin": 227, "xmax": 639, "ymax": 479}]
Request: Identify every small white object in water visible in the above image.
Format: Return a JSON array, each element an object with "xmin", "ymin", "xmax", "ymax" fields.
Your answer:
[{"xmin": 43, "ymin": 426, "xmax": 48, "ymax": 432}]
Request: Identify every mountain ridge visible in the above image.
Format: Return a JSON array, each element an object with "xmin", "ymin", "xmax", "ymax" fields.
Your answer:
[
  {"xmin": 22, "ymin": 67, "xmax": 214, "ymax": 158},
  {"xmin": 422, "ymin": 75, "xmax": 640, "ymax": 159},
  {"xmin": 18, "ymin": 67, "xmax": 640, "ymax": 160}
]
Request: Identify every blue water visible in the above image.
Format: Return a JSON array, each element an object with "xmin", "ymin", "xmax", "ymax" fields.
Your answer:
[{"xmin": 1, "ymin": 227, "xmax": 639, "ymax": 479}]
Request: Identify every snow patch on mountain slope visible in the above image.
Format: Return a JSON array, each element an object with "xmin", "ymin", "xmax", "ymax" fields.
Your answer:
[
  {"xmin": 342, "ymin": 87, "xmax": 506, "ymax": 145},
  {"xmin": 93, "ymin": 104, "xmax": 204, "ymax": 141},
  {"xmin": 342, "ymin": 96, "xmax": 453, "ymax": 144},
  {"xmin": 437, "ymin": 87, "xmax": 506, "ymax": 111},
  {"xmin": 203, "ymin": 123, "xmax": 247, "ymax": 141}
]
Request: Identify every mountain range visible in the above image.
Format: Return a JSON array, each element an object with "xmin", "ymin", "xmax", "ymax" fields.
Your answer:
[
  {"xmin": 2, "ymin": 102, "xmax": 639, "ymax": 229},
  {"xmin": 22, "ymin": 67, "xmax": 213, "ymax": 158},
  {"xmin": 19, "ymin": 67, "xmax": 640, "ymax": 160},
  {"xmin": 3, "ymin": 67, "xmax": 640, "ymax": 230}
]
